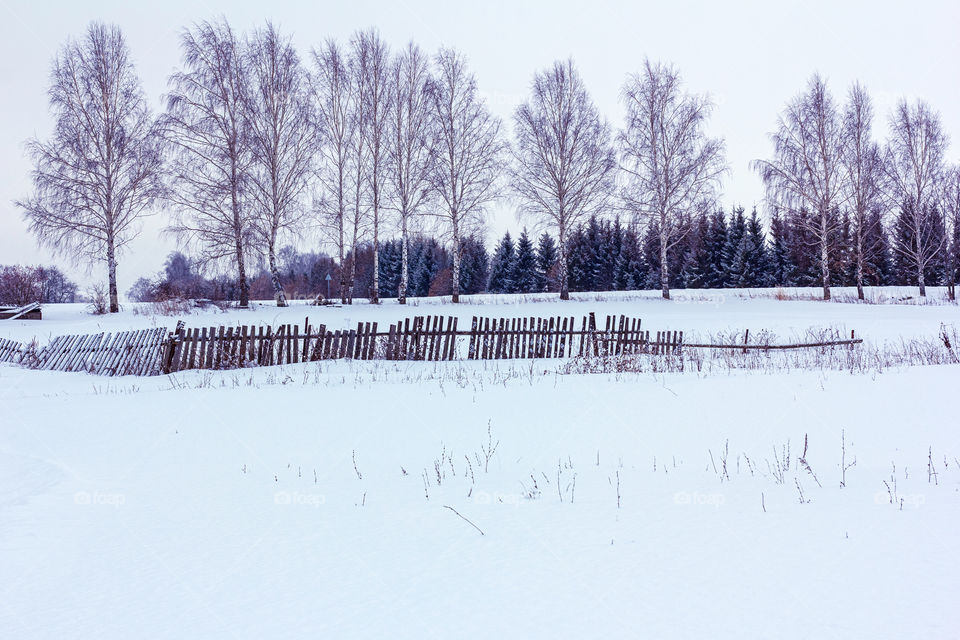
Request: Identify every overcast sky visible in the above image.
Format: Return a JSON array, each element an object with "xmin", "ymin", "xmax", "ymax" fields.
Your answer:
[{"xmin": 1, "ymin": 0, "xmax": 958, "ymax": 293}]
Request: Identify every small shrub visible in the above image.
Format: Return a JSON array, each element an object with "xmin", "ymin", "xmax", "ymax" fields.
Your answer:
[{"xmin": 86, "ymin": 284, "xmax": 109, "ymax": 315}]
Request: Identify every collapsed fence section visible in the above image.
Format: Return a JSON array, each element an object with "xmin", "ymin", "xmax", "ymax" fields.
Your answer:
[
  {"xmin": 20, "ymin": 327, "xmax": 169, "ymax": 375},
  {"xmin": 0, "ymin": 338, "xmax": 24, "ymax": 363}
]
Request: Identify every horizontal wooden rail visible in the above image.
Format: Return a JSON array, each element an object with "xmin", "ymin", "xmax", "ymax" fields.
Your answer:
[{"xmin": 682, "ymin": 339, "xmax": 863, "ymax": 350}]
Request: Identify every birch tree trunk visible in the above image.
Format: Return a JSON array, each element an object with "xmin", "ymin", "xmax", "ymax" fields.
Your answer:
[
  {"xmin": 399, "ymin": 213, "xmax": 409, "ymax": 304},
  {"xmin": 451, "ymin": 217, "xmax": 461, "ymax": 303}
]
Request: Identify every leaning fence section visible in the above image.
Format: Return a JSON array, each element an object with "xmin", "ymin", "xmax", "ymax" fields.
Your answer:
[
  {"xmin": 0, "ymin": 338, "xmax": 24, "ymax": 363},
  {"xmin": 26, "ymin": 327, "xmax": 168, "ymax": 375}
]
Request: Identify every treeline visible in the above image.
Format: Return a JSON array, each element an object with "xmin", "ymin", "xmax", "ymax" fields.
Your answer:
[
  {"xmin": 16, "ymin": 20, "xmax": 960, "ymax": 312},
  {"xmin": 0, "ymin": 265, "xmax": 78, "ymax": 305},
  {"xmin": 489, "ymin": 207, "xmax": 953, "ymax": 294}
]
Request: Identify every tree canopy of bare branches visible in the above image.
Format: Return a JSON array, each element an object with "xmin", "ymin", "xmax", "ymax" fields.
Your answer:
[
  {"xmin": 312, "ymin": 39, "xmax": 356, "ymax": 303},
  {"xmin": 510, "ymin": 59, "xmax": 615, "ymax": 300},
  {"xmin": 428, "ymin": 48, "xmax": 506, "ymax": 303},
  {"xmin": 618, "ymin": 59, "xmax": 727, "ymax": 300},
  {"xmin": 387, "ymin": 42, "xmax": 434, "ymax": 304},
  {"xmin": 17, "ymin": 23, "xmax": 164, "ymax": 312},
  {"xmin": 245, "ymin": 23, "xmax": 317, "ymax": 306},
  {"xmin": 884, "ymin": 99, "xmax": 949, "ymax": 296},
  {"xmin": 840, "ymin": 82, "xmax": 884, "ymax": 301},
  {"xmin": 163, "ymin": 18, "xmax": 254, "ymax": 307},
  {"xmin": 753, "ymin": 74, "xmax": 846, "ymax": 300}
]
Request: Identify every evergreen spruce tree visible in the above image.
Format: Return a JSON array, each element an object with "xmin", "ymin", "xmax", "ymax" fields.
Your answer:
[
  {"xmin": 566, "ymin": 225, "xmax": 593, "ymax": 292},
  {"xmin": 786, "ymin": 209, "xmax": 819, "ymax": 287},
  {"xmin": 641, "ymin": 221, "xmax": 663, "ymax": 290},
  {"xmin": 729, "ymin": 209, "xmax": 771, "ymax": 287},
  {"xmin": 683, "ymin": 214, "xmax": 714, "ymax": 288},
  {"xmin": 535, "ymin": 233, "xmax": 558, "ymax": 292},
  {"xmin": 487, "ymin": 232, "xmax": 516, "ymax": 293},
  {"xmin": 377, "ymin": 240, "xmax": 402, "ymax": 298},
  {"xmin": 413, "ymin": 239, "xmax": 439, "ymax": 297},
  {"xmin": 512, "ymin": 229, "xmax": 539, "ymax": 293},
  {"xmin": 613, "ymin": 226, "xmax": 646, "ymax": 290},
  {"xmin": 862, "ymin": 209, "xmax": 891, "ymax": 286},
  {"xmin": 722, "ymin": 207, "xmax": 747, "ymax": 286},
  {"xmin": 768, "ymin": 211, "xmax": 794, "ymax": 286},
  {"xmin": 705, "ymin": 209, "xmax": 728, "ymax": 288},
  {"xmin": 892, "ymin": 203, "xmax": 947, "ymax": 287},
  {"xmin": 458, "ymin": 236, "xmax": 489, "ymax": 295}
]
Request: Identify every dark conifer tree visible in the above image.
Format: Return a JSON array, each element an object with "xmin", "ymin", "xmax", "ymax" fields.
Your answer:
[
  {"xmin": 892, "ymin": 203, "xmax": 947, "ymax": 287},
  {"xmin": 458, "ymin": 236, "xmax": 489, "ymax": 295},
  {"xmin": 721, "ymin": 207, "xmax": 747, "ymax": 286},
  {"xmin": 705, "ymin": 209, "xmax": 728, "ymax": 288},
  {"xmin": 768, "ymin": 211, "xmax": 794, "ymax": 286},
  {"xmin": 535, "ymin": 232, "xmax": 558, "ymax": 292},
  {"xmin": 613, "ymin": 225, "xmax": 645, "ymax": 290},
  {"xmin": 488, "ymin": 232, "xmax": 516, "ymax": 293},
  {"xmin": 566, "ymin": 225, "xmax": 594, "ymax": 292},
  {"xmin": 512, "ymin": 228, "xmax": 539, "ymax": 293}
]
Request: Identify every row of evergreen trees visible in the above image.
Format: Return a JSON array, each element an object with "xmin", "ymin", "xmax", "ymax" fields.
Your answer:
[
  {"xmin": 486, "ymin": 206, "xmax": 958, "ymax": 294},
  {"xmin": 140, "ymin": 204, "xmax": 957, "ymax": 302}
]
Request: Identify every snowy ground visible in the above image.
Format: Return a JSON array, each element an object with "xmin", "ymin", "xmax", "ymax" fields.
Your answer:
[
  {"xmin": 1, "ymin": 289, "xmax": 959, "ymax": 638},
  {"xmin": 2, "ymin": 285, "xmax": 960, "ymax": 347}
]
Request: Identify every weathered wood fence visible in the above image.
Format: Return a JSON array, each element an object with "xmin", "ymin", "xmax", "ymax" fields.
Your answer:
[
  {"xmin": 0, "ymin": 337, "xmax": 24, "ymax": 363},
  {"xmin": 22, "ymin": 327, "xmax": 169, "ymax": 375},
  {"xmin": 1, "ymin": 312, "xmax": 862, "ymax": 378},
  {"xmin": 158, "ymin": 313, "xmax": 679, "ymax": 373}
]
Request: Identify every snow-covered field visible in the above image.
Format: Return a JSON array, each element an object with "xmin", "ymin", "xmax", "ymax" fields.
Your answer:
[{"xmin": 2, "ymin": 289, "xmax": 959, "ymax": 638}]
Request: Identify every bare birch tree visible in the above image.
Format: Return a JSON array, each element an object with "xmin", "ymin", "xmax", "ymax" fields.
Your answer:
[
  {"xmin": 343, "ymin": 42, "xmax": 371, "ymax": 304},
  {"xmin": 510, "ymin": 59, "xmax": 615, "ymax": 300},
  {"xmin": 17, "ymin": 23, "xmax": 164, "ymax": 313},
  {"xmin": 840, "ymin": 82, "xmax": 885, "ymax": 301},
  {"xmin": 352, "ymin": 28, "xmax": 391, "ymax": 303},
  {"xmin": 427, "ymin": 47, "xmax": 506, "ymax": 303},
  {"xmin": 387, "ymin": 41, "xmax": 434, "ymax": 304},
  {"xmin": 883, "ymin": 99, "xmax": 948, "ymax": 297},
  {"xmin": 312, "ymin": 39, "xmax": 355, "ymax": 303},
  {"xmin": 163, "ymin": 18, "xmax": 254, "ymax": 307},
  {"xmin": 618, "ymin": 59, "xmax": 727, "ymax": 300},
  {"xmin": 245, "ymin": 23, "xmax": 317, "ymax": 306},
  {"xmin": 753, "ymin": 74, "xmax": 846, "ymax": 300}
]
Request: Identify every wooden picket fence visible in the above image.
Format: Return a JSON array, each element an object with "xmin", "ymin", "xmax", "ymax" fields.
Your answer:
[
  {"xmin": 158, "ymin": 313, "xmax": 679, "ymax": 373},
  {"xmin": 0, "ymin": 337, "xmax": 24, "ymax": 363},
  {"xmin": 1, "ymin": 313, "xmax": 685, "ymax": 377},
  {"xmin": 464, "ymin": 313, "xmax": 681, "ymax": 360},
  {"xmin": 24, "ymin": 327, "xmax": 170, "ymax": 375}
]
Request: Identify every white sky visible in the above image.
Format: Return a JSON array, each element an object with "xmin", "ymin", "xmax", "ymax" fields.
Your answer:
[{"xmin": 1, "ymin": 0, "xmax": 958, "ymax": 292}]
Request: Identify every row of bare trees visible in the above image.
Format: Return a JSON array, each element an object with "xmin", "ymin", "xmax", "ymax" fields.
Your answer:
[
  {"xmin": 754, "ymin": 74, "xmax": 957, "ymax": 300},
  {"xmin": 17, "ymin": 21, "xmax": 957, "ymax": 312},
  {"xmin": 17, "ymin": 20, "xmax": 728, "ymax": 309}
]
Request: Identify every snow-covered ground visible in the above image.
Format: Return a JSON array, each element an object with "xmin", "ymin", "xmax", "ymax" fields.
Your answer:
[
  {"xmin": 1, "ymin": 289, "xmax": 959, "ymax": 638},
  {"xmin": 2, "ymin": 285, "xmax": 959, "ymax": 347}
]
